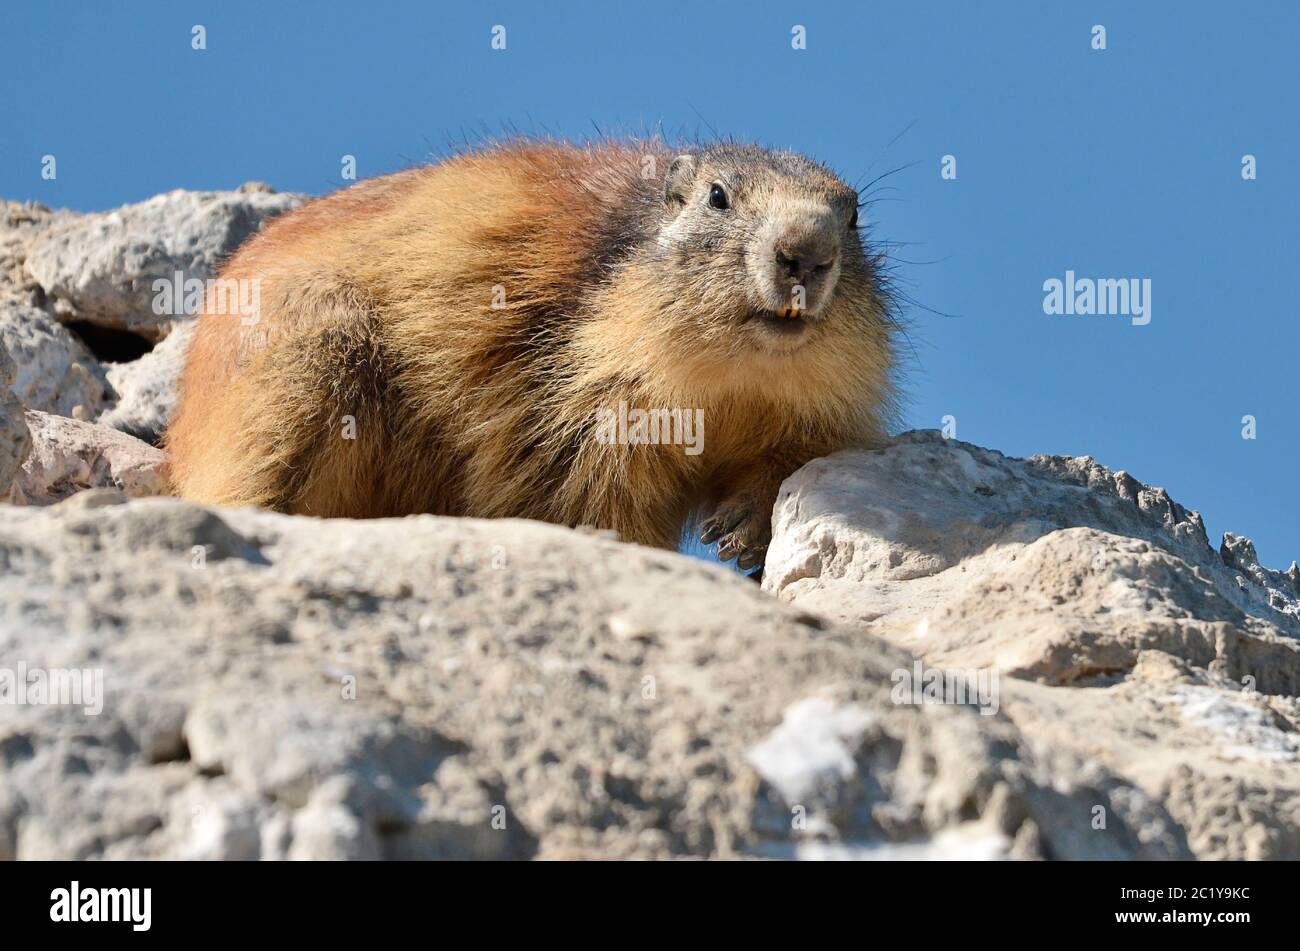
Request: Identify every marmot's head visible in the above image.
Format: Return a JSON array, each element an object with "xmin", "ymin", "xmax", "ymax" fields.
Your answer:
[{"xmin": 648, "ymin": 144, "xmax": 884, "ymax": 357}]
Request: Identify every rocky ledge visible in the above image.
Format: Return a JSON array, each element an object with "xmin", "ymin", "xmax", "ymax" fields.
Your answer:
[{"xmin": 0, "ymin": 189, "xmax": 1296, "ymax": 859}]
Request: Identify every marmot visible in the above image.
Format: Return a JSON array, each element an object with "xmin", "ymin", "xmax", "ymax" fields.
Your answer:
[{"xmin": 166, "ymin": 139, "xmax": 896, "ymax": 566}]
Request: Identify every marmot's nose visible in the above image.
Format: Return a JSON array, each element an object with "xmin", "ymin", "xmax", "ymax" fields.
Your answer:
[{"xmin": 774, "ymin": 232, "xmax": 837, "ymax": 286}]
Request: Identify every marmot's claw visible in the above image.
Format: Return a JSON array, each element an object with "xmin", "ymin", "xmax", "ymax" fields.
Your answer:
[
  {"xmin": 716, "ymin": 532, "xmax": 768, "ymax": 568},
  {"xmin": 704, "ymin": 498, "xmax": 772, "ymax": 569},
  {"xmin": 699, "ymin": 508, "xmax": 748, "ymax": 545},
  {"xmin": 716, "ymin": 534, "xmax": 740, "ymax": 560},
  {"xmin": 701, "ymin": 481, "xmax": 778, "ymax": 571}
]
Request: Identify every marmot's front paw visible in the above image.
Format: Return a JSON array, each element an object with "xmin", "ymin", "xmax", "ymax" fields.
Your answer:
[{"xmin": 699, "ymin": 497, "xmax": 772, "ymax": 570}]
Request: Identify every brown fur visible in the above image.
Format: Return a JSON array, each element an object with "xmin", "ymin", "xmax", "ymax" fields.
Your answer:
[{"xmin": 166, "ymin": 139, "xmax": 896, "ymax": 560}]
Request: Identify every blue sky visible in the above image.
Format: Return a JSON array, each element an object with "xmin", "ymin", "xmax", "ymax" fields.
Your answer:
[{"xmin": 2, "ymin": 1, "xmax": 1296, "ymax": 567}]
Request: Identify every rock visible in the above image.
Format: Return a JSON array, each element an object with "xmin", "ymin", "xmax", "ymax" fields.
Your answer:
[
  {"xmin": 23, "ymin": 186, "xmax": 305, "ymax": 340},
  {"xmin": 0, "ymin": 344, "xmax": 31, "ymax": 494},
  {"xmin": 0, "ymin": 499, "xmax": 1189, "ymax": 859},
  {"xmin": 6, "ymin": 410, "xmax": 167, "ymax": 504},
  {"xmin": 0, "ymin": 201, "xmax": 113, "ymax": 419},
  {"xmin": 765, "ymin": 430, "xmax": 1300, "ymax": 679},
  {"xmin": 0, "ymin": 299, "xmax": 113, "ymax": 418},
  {"xmin": 1000, "ymin": 665, "xmax": 1300, "ymax": 860},
  {"xmin": 97, "ymin": 320, "xmax": 194, "ymax": 443},
  {"xmin": 765, "ymin": 430, "xmax": 1300, "ymax": 858},
  {"xmin": 0, "ymin": 201, "xmax": 76, "ymax": 291},
  {"xmin": 1222, "ymin": 531, "xmax": 1300, "ymax": 613}
]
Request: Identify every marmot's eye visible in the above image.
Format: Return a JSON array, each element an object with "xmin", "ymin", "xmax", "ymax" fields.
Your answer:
[
  {"xmin": 707, "ymin": 183, "xmax": 729, "ymax": 210},
  {"xmin": 848, "ymin": 207, "xmax": 860, "ymax": 231}
]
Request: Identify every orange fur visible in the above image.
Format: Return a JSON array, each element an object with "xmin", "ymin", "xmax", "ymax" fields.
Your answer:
[{"xmin": 166, "ymin": 140, "xmax": 896, "ymax": 553}]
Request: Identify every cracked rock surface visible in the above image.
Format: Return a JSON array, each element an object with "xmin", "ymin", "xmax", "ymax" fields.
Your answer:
[
  {"xmin": 765, "ymin": 430, "xmax": 1300, "ymax": 859},
  {"xmin": 0, "ymin": 496, "xmax": 1193, "ymax": 860}
]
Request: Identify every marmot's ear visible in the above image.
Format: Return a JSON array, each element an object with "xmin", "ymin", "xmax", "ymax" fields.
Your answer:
[{"xmin": 664, "ymin": 154, "xmax": 698, "ymax": 209}]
